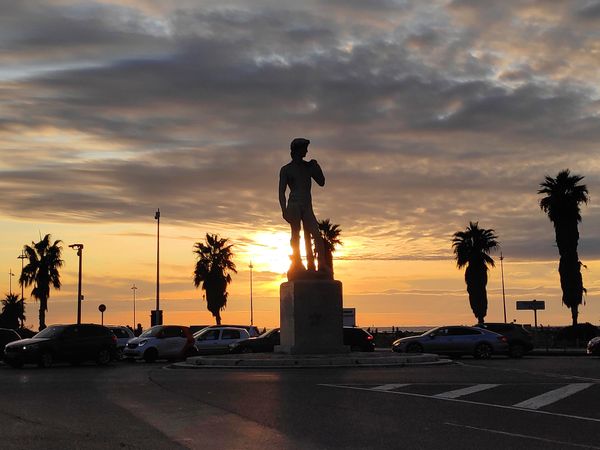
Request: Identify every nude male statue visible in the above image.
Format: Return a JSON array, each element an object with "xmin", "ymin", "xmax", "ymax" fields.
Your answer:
[{"xmin": 279, "ymin": 138, "xmax": 331, "ymax": 278}]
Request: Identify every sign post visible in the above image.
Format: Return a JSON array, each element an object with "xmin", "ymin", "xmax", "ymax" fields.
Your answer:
[
  {"xmin": 516, "ymin": 299, "xmax": 545, "ymax": 328},
  {"xmin": 98, "ymin": 304, "xmax": 106, "ymax": 326}
]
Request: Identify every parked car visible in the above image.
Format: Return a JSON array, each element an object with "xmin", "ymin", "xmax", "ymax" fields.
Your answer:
[
  {"xmin": 344, "ymin": 327, "xmax": 375, "ymax": 352},
  {"xmin": 194, "ymin": 327, "xmax": 250, "ymax": 354},
  {"xmin": 474, "ymin": 322, "xmax": 533, "ymax": 358},
  {"xmin": 229, "ymin": 328, "xmax": 280, "ymax": 353},
  {"xmin": 203, "ymin": 324, "xmax": 261, "ymax": 337},
  {"xmin": 3, "ymin": 324, "xmax": 117, "ymax": 368},
  {"xmin": 0, "ymin": 328, "xmax": 21, "ymax": 360},
  {"xmin": 228, "ymin": 327, "xmax": 375, "ymax": 354},
  {"xmin": 391, "ymin": 325, "xmax": 508, "ymax": 359},
  {"xmin": 123, "ymin": 325, "xmax": 195, "ymax": 362},
  {"xmin": 587, "ymin": 336, "xmax": 600, "ymax": 356},
  {"xmin": 108, "ymin": 326, "xmax": 135, "ymax": 358}
]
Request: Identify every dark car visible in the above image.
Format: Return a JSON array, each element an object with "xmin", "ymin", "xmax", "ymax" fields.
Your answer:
[
  {"xmin": 0, "ymin": 328, "xmax": 21, "ymax": 360},
  {"xmin": 229, "ymin": 328, "xmax": 281, "ymax": 353},
  {"xmin": 587, "ymin": 337, "xmax": 600, "ymax": 356},
  {"xmin": 228, "ymin": 327, "xmax": 375, "ymax": 353},
  {"xmin": 474, "ymin": 322, "xmax": 533, "ymax": 358},
  {"xmin": 344, "ymin": 327, "xmax": 375, "ymax": 352},
  {"xmin": 3, "ymin": 324, "xmax": 117, "ymax": 368}
]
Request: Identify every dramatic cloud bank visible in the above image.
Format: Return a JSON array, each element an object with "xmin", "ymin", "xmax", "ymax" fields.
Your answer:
[{"xmin": 1, "ymin": 0, "xmax": 600, "ymax": 262}]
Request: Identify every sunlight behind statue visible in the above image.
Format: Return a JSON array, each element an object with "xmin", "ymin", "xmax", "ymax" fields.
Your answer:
[{"xmin": 279, "ymin": 138, "xmax": 332, "ymax": 280}]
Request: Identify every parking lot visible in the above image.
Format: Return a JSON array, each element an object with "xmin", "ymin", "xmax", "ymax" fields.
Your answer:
[{"xmin": 0, "ymin": 354, "xmax": 598, "ymax": 449}]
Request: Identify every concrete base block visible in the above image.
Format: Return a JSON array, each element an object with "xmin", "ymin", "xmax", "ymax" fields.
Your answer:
[{"xmin": 275, "ymin": 279, "xmax": 349, "ymax": 355}]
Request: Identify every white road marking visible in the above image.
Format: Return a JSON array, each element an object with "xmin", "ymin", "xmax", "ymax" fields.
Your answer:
[
  {"xmin": 513, "ymin": 383, "xmax": 594, "ymax": 410},
  {"xmin": 318, "ymin": 384, "xmax": 600, "ymax": 423},
  {"xmin": 371, "ymin": 384, "xmax": 409, "ymax": 391},
  {"xmin": 434, "ymin": 383, "xmax": 499, "ymax": 399},
  {"xmin": 445, "ymin": 422, "xmax": 600, "ymax": 449}
]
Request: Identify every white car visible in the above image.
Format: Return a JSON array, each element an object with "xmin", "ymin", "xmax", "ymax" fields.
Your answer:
[
  {"xmin": 123, "ymin": 325, "xmax": 195, "ymax": 362},
  {"xmin": 194, "ymin": 327, "xmax": 250, "ymax": 354},
  {"xmin": 108, "ymin": 326, "xmax": 135, "ymax": 358}
]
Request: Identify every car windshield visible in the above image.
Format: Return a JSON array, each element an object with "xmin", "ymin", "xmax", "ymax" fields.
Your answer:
[
  {"xmin": 139, "ymin": 326, "xmax": 162, "ymax": 338},
  {"xmin": 34, "ymin": 325, "xmax": 66, "ymax": 339},
  {"xmin": 421, "ymin": 327, "xmax": 440, "ymax": 336},
  {"xmin": 258, "ymin": 329, "xmax": 276, "ymax": 338}
]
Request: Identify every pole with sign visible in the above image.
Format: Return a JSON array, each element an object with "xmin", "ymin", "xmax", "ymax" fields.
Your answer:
[
  {"xmin": 99, "ymin": 304, "xmax": 106, "ymax": 325},
  {"xmin": 516, "ymin": 299, "xmax": 545, "ymax": 328}
]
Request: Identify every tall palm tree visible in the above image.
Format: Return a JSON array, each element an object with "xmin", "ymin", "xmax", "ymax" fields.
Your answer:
[
  {"xmin": 452, "ymin": 222, "xmax": 499, "ymax": 323},
  {"xmin": 193, "ymin": 234, "xmax": 237, "ymax": 325},
  {"xmin": 1, "ymin": 293, "xmax": 26, "ymax": 330},
  {"xmin": 538, "ymin": 169, "xmax": 589, "ymax": 326},
  {"xmin": 318, "ymin": 219, "xmax": 343, "ymax": 272},
  {"xmin": 19, "ymin": 234, "xmax": 63, "ymax": 331}
]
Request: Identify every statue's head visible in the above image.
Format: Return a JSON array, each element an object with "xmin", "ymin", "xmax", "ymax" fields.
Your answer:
[{"xmin": 290, "ymin": 137, "xmax": 310, "ymax": 160}]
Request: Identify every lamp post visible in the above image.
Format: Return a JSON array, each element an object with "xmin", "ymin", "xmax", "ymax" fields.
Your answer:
[
  {"xmin": 69, "ymin": 244, "xmax": 84, "ymax": 324},
  {"xmin": 131, "ymin": 284, "xmax": 137, "ymax": 327},
  {"xmin": 500, "ymin": 252, "xmax": 507, "ymax": 323},
  {"xmin": 249, "ymin": 261, "xmax": 254, "ymax": 326},
  {"xmin": 152, "ymin": 209, "xmax": 163, "ymax": 326},
  {"xmin": 8, "ymin": 269, "xmax": 14, "ymax": 295},
  {"xmin": 18, "ymin": 251, "xmax": 26, "ymax": 300}
]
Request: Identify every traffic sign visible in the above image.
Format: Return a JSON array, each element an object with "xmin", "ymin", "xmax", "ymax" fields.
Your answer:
[{"xmin": 516, "ymin": 300, "xmax": 545, "ymax": 310}]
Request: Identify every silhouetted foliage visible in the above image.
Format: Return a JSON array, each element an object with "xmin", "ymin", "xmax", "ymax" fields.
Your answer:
[
  {"xmin": 317, "ymin": 219, "xmax": 343, "ymax": 272},
  {"xmin": 1, "ymin": 293, "xmax": 26, "ymax": 330},
  {"xmin": 193, "ymin": 234, "xmax": 237, "ymax": 325},
  {"xmin": 539, "ymin": 170, "xmax": 589, "ymax": 326},
  {"xmin": 452, "ymin": 222, "xmax": 499, "ymax": 323},
  {"xmin": 556, "ymin": 323, "xmax": 598, "ymax": 343},
  {"xmin": 19, "ymin": 234, "xmax": 63, "ymax": 331}
]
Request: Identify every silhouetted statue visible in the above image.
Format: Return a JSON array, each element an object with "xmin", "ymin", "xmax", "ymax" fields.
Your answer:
[{"xmin": 279, "ymin": 138, "xmax": 332, "ymax": 280}]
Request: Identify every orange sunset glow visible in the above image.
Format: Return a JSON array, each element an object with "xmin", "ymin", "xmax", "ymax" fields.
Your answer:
[{"xmin": 1, "ymin": 1, "xmax": 599, "ymax": 332}]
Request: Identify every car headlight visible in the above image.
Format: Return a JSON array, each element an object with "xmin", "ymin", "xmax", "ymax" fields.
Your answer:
[
  {"xmin": 23, "ymin": 344, "xmax": 39, "ymax": 351},
  {"xmin": 138, "ymin": 340, "xmax": 148, "ymax": 347}
]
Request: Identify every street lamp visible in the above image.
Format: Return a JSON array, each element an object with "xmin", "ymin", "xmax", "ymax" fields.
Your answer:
[
  {"xmin": 8, "ymin": 269, "xmax": 14, "ymax": 295},
  {"xmin": 500, "ymin": 252, "xmax": 507, "ymax": 323},
  {"xmin": 69, "ymin": 244, "xmax": 84, "ymax": 324},
  {"xmin": 151, "ymin": 209, "xmax": 163, "ymax": 326},
  {"xmin": 131, "ymin": 284, "xmax": 137, "ymax": 327},
  {"xmin": 18, "ymin": 251, "xmax": 26, "ymax": 300},
  {"xmin": 249, "ymin": 261, "xmax": 254, "ymax": 326}
]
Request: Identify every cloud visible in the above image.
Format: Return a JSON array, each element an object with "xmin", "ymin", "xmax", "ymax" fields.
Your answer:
[{"xmin": 1, "ymin": 0, "xmax": 600, "ymax": 263}]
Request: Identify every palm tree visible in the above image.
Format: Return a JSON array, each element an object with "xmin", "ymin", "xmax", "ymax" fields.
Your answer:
[
  {"xmin": 193, "ymin": 234, "xmax": 237, "ymax": 325},
  {"xmin": 19, "ymin": 234, "xmax": 63, "ymax": 331},
  {"xmin": 452, "ymin": 222, "xmax": 499, "ymax": 323},
  {"xmin": 1, "ymin": 293, "xmax": 26, "ymax": 330},
  {"xmin": 317, "ymin": 219, "xmax": 343, "ymax": 272},
  {"xmin": 538, "ymin": 169, "xmax": 589, "ymax": 326}
]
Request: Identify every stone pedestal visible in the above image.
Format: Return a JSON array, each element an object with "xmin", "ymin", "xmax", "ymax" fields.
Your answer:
[{"xmin": 275, "ymin": 279, "xmax": 349, "ymax": 354}]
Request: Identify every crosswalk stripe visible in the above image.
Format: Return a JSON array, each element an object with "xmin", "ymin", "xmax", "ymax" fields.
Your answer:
[
  {"xmin": 434, "ymin": 384, "xmax": 499, "ymax": 399},
  {"xmin": 371, "ymin": 384, "xmax": 410, "ymax": 391},
  {"xmin": 513, "ymin": 383, "xmax": 594, "ymax": 410}
]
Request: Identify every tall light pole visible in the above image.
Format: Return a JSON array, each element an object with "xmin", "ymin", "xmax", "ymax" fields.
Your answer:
[
  {"xmin": 152, "ymin": 209, "xmax": 162, "ymax": 326},
  {"xmin": 17, "ymin": 251, "xmax": 26, "ymax": 300},
  {"xmin": 8, "ymin": 269, "xmax": 14, "ymax": 295},
  {"xmin": 249, "ymin": 261, "xmax": 254, "ymax": 326},
  {"xmin": 69, "ymin": 244, "xmax": 84, "ymax": 324},
  {"xmin": 500, "ymin": 252, "xmax": 507, "ymax": 323},
  {"xmin": 131, "ymin": 284, "xmax": 137, "ymax": 326}
]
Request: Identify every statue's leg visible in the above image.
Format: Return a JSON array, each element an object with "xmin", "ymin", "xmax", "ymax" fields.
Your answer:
[
  {"xmin": 303, "ymin": 208, "xmax": 332, "ymax": 276},
  {"xmin": 286, "ymin": 203, "xmax": 304, "ymax": 269},
  {"xmin": 304, "ymin": 227, "xmax": 315, "ymax": 271}
]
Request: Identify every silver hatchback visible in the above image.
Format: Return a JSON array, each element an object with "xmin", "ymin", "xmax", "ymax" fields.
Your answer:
[{"xmin": 392, "ymin": 325, "xmax": 508, "ymax": 359}]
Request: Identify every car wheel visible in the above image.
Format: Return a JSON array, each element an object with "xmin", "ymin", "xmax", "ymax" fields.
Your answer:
[
  {"xmin": 509, "ymin": 343, "xmax": 525, "ymax": 359},
  {"xmin": 474, "ymin": 343, "xmax": 493, "ymax": 360},
  {"xmin": 38, "ymin": 351, "xmax": 53, "ymax": 368},
  {"xmin": 143, "ymin": 348, "xmax": 158, "ymax": 363},
  {"xmin": 406, "ymin": 343, "xmax": 424, "ymax": 353},
  {"xmin": 96, "ymin": 348, "xmax": 112, "ymax": 366}
]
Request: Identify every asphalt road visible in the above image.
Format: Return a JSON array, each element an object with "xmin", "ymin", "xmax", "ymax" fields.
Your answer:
[{"xmin": 0, "ymin": 356, "xmax": 598, "ymax": 449}]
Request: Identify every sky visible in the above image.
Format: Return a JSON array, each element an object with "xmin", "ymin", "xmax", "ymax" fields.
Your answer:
[{"xmin": 1, "ymin": 0, "xmax": 600, "ymax": 330}]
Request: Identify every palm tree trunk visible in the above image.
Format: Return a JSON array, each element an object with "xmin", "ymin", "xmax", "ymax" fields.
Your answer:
[
  {"xmin": 39, "ymin": 300, "xmax": 46, "ymax": 331},
  {"xmin": 571, "ymin": 306, "xmax": 578, "ymax": 326}
]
